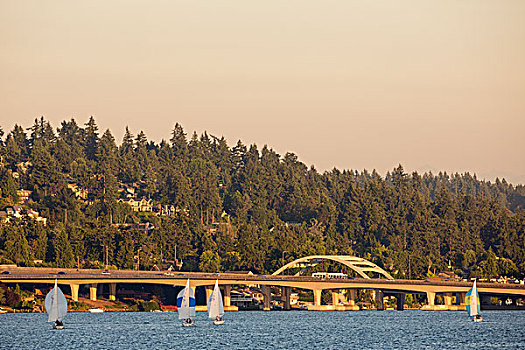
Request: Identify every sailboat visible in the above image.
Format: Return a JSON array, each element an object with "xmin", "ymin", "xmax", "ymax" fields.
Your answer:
[
  {"xmin": 45, "ymin": 280, "xmax": 68, "ymax": 329},
  {"xmin": 176, "ymin": 279, "xmax": 196, "ymax": 327},
  {"xmin": 207, "ymin": 280, "xmax": 224, "ymax": 325},
  {"xmin": 466, "ymin": 280, "xmax": 482, "ymax": 322}
]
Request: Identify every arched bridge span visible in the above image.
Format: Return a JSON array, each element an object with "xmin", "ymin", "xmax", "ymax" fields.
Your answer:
[{"xmin": 272, "ymin": 255, "xmax": 394, "ymax": 279}]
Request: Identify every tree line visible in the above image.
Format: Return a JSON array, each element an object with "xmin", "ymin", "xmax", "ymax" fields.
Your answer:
[{"xmin": 0, "ymin": 117, "xmax": 524, "ymax": 279}]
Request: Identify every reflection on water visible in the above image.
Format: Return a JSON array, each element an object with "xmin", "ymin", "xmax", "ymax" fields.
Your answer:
[{"xmin": 1, "ymin": 310, "xmax": 524, "ymax": 350}]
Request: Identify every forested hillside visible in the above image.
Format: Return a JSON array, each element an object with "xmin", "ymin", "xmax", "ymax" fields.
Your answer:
[{"xmin": 0, "ymin": 117, "xmax": 524, "ymax": 279}]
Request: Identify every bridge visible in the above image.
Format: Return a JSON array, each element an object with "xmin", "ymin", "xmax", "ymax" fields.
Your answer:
[
  {"xmin": 272, "ymin": 255, "xmax": 395, "ymax": 279},
  {"xmin": 2, "ymin": 256, "xmax": 524, "ymax": 311}
]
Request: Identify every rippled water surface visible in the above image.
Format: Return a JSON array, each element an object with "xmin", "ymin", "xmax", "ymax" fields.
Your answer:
[{"xmin": 1, "ymin": 310, "xmax": 524, "ymax": 349}]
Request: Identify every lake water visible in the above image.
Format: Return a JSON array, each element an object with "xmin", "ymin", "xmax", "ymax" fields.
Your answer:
[{"xmin": 1, "ymin": 310, "xmax": 524, "ymax": 349}]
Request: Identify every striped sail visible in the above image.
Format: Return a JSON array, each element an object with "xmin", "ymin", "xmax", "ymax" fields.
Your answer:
[
  {"xmin": 44, "ymin": 280, "xmax": 68, "ymax": 322},
  {"xmin": 207, "ymin": 280, "xmax": 224, "ymax": 319},
  {"xmin": 176, "ymin": 279, "xmax": 196, "ymax": 320},
  {"xmin": 465, "ymin": 280, "xmax": 480, "ymax": 317}
]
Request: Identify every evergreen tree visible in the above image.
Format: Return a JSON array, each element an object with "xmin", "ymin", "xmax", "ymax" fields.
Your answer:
[
  {"xmin": 30, "ymin": 139, "xmax": 61, "ymax": 196},
  {"xmin": 84, "ymin": 116, "xmax": 99, "ymax": 161},
  {"xmin": 52, "ymin": 226, "xmax": 75, "ymax": 268}
]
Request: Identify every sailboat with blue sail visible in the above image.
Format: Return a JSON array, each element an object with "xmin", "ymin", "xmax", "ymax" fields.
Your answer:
[
  {"xmin": 207, "ymin": 280, "xmax": 224, "ymax": 325},
  {"xmin": 45, "ymin": 279, "xmax": 68, "ymax": 329},
  {"xmin": 177, "ymin": 279, "xmax": 196, "ymax": 327},
  {"xmin": 466, "ymin": 280, "xmax": 482, "ymax": 322}
]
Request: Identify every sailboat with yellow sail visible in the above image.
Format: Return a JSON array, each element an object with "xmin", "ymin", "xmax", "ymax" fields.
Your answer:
[{"xmin": 466, "ymin": 280, "xmax": 482, "ymax": 322}]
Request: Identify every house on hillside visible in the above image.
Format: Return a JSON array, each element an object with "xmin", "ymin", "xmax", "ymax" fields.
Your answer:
[
  {"xmin": 16, "ymin": 189, "xmax": 32, "ymax": 203},
  {"xmin": 0, "ymin": 206, "xmax": 47, "ymax": 225},
  {"xmin": 67, "ymin": 183, "xmax": 88, "ymax": 199},
  {"xmin": 112, "ymin": 222, "xmax": 155, "ymax": 231},
  {"xmin": 153, "ymin": 204, "xmax": 177, "ymax": 217},
  {"xmin": 119, "ymin": 198, "xmax": 153, "ymax": 212}
]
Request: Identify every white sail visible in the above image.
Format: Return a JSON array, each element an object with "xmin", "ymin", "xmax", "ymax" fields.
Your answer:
[
  {"xmin": 207, "ymin": 280, "xmax": 224, "ymax": 319},
  {"xmin": 45, "ymin": 280, "xmax": 67, "ymax": 322},
  {"xmin": 177, "ymin": 279, "xmax": 196, "ymax": 320}
]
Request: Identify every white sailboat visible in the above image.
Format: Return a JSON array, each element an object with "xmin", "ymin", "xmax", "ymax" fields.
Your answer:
[
  {"xmin": 44, "ymin": 280, "xmax": 68, "ymax": 329},
  {"xmin": 207, "ymin": 280, "xmax": 224, "ymax": 325},
  {"xmin": 466, "ymin": 280, "xmax": 482, "ymax": 322},
  {"xmin": 177, "ymin": 279, "xmax": 196, "ymax": 327}
]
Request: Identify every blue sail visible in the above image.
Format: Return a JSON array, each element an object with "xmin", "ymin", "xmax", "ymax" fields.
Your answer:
[
  {"xmin": 176, "ymin": 293, "xmax": 196, "ymax": 307},
  {"xmin": 465, "ymin": 280, "xmax": 480, "ymax": 317},
  {"xmin": 176, "ymin": 279, "xmax": 196, "ymax": 320}
]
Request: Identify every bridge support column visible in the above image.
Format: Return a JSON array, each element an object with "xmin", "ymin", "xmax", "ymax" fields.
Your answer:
[
  {"xmin": 421, "ymin": 291, "xmax": 436, "ymax": 310},
  {"xmin": 375, "ymin": 290, "xmax": 385, "ymax": 310},
  {"xmin": 308, "ymin": 289, "xmax": 329, "ymax": 311},
  {"xmin": 396, "ymin": 293, "xmax": 405, "ymax": 311},
  {"xmin": 347, "ymin": 289, "xmax": 356, "ymax": 306},
  {"xmin": 330, "ymin": 289, "xmax": 356, "ymax": 311},
  {"xmin": 427, "ymin": 291, "xmax": 435, "ymax": 306},
  {"xmin": 314, "ymin": 289, "xmax": 322, "ymax": 306},
  {"xmin": 443, "ymin": 292, "xmax": 453, "ymax": 310},
  {"xmin": 457, "ymin": 292, "xmax": 466, "ymax": 305},
  {"xmin": 224, "ymin": 285, "xmax": 231, "ymax": 307},
  {"xmin": 282, "ymin": 286, "xmax": 291, "ymax": 310},
  {"xmin": 70, "ymin": 284, "xmax": 79, "ymax": 302},
  {"xmin": 346, "ymin": 289, "xmax": 360, "ymax": 310},
  {"xmin": 262, "ymin": 285, "xmax": 271, "ymax": 311},
  {"xmin": 331, "ymin": 290, "xmax": 340, "ymax": 306},
  {"xmin": 89, "ymin": 283, "xmax": 98, "ymax": 301},
  {"xmin": 222, "ymin": 285, "xmax": 237, "ymax": 311},
  {"xmin": 109, "ymin": 283, "xmax": 117, "ymax": 301}
]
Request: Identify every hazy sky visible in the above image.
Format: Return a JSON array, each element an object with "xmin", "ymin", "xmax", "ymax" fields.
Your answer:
[{"xmin": 1, "ymin": 1, "xmax": 524, "ymax": 184}]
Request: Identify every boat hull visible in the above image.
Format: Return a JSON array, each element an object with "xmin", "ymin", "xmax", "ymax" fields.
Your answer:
[
  {"xmin": 88, "ymin": 308, "xmax": 104, "ymax": 313},
  {"xmin": 182, "ymin": 321, "xmax": 195, "ymax": 327},
  {"xmin": 213, "ymin": 320, "xmax": 225, "ymax": 325}
]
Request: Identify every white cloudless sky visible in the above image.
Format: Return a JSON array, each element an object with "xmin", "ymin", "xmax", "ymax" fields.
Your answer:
[{"xmin": 1, "ymin": 0, "xmax": 524, "ymax": 184}]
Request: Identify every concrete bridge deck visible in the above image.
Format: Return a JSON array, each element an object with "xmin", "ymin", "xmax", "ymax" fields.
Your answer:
[{"xmin": 2, "ymin": 267, "xmax": 524, "ymax": 311}]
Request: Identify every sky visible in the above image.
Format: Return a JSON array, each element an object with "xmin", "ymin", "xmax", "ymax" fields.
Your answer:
[{"xmin": 1, "ymin": 1, "xmax": 524, "ymax": 184}]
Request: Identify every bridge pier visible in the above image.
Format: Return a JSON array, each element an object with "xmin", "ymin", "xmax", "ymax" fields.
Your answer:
[
  {"xmin": 70, "ymin": 283, "xmax": 79, "ymax": 302},
  {"xmin": 329, "ymin": 289, "xmax": 357, "ymax": 310},
  {"xmin": 308, "ymin": 289, "xmax": 330, "ymax": 310},
  {"xmin": 109, "ymin": 283, "xmax": 117, "ymax": 301},
  {"xmin": 443, "ymin": 292, "xmax": 461, "ymax": 310},
  {"xmin": 222, "ymin": 285, "xmax": 238, "ymax": 311},
  {"xmin": 444, "ymin": 292, "xmax": 453, "ymax": 307},
  {"xmin": 223, "ymin": 285, "xmax": 231, "ymax": 307},
  {"xmin": 375, "ymin": 290, "xmax": 385, "ymax": 310},
  {"xmin": 421, "ymin": 291, "xmax": 436, "ymax": 310},
  {"xmin": 262, "ymin": 285, "xmax": 271, "ymax": 311},
  {"xmin": 347, "ymin": 289, "xmax": 360, "ymax": 310},
  {"xmin": 281, "ymin": 286, "xmax": 291, "ymax": 310},
  {"xmin": 452, "ymin": 292, "xmax": 466, "ymax": 311},
  {"xmin": 313, "ymin": 289, "xmax": 322, "ymax": 306},
  {"xmin": 396, "ymin": 293, "xmax": 405, "ymax": 311},
  {"xmin": 456, "ymin": 292, "xmax": 466, "ymax": 306},
  {"xmin": 444, "ymin": 292, "xmax": 457, "ymax": 310},
  {"xmin": 421, "ymin": 291, "xmax": 466, "ymax": 311},
  {"xmin": 331, "ymin": 290, "xmax": 340, "ymax": 306},
  {"xmin": 89, "ymin": 283, "xmax": 98, "ymax": 301}
]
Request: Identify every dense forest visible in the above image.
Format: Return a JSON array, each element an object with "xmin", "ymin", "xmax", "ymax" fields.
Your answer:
[{"xmin": 0, "ymin": 117, "xmax": 524, "ymax": 279}]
